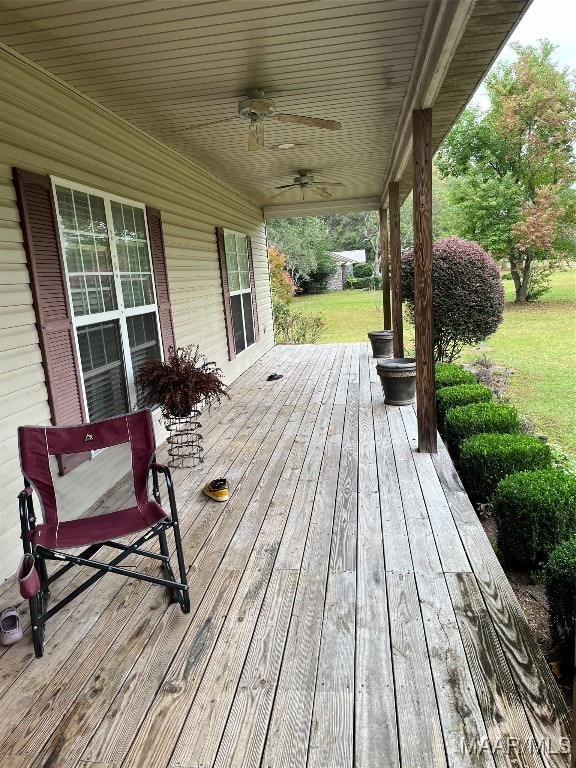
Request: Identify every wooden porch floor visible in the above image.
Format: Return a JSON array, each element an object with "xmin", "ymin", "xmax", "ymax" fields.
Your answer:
[{"xmin": 0, "ymin": 343, "xmax": 570, "ymax": 768}]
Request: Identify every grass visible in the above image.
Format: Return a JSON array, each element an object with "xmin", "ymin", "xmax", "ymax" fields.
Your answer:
[{"xmin": 294, "ymin": 270, "xmax": 576, "ymax": 455}]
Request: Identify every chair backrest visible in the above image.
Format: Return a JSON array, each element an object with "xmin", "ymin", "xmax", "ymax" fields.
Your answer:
[{"xmin": 18, "ymin": 410, "xmax": 157, "ymax": 529}]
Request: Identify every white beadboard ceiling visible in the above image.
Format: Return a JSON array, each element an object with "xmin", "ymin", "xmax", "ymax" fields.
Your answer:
[{"xmin": 0, "ymin": 0, "xmax": 530, "ymax": 217}]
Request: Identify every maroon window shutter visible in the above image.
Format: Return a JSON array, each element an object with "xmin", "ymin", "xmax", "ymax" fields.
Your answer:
[
  {"xmin": 146, "ymin": 207, "xmax": 175, "ymax": 359},
  {"xmin": 215, "ymin": 226, "xmax": 236, "ymax": 360},
  {"xmin": 246, "ymin": 236, "xmax": 260, "ymax": 342},
  {"xmin": 12, "ymin": 168, "xmax": 89, "ymax": 474}
]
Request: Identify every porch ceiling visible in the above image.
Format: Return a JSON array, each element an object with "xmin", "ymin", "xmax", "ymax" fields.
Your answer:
[{"xmin": 0, "ymin": 0, "xmax": 530, "ymax": 217}]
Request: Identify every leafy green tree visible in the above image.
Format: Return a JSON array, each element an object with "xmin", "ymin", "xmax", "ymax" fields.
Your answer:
[
  {"xmin": 266, "ymin": 217, "xmax": 336, "ymax": 293},
  {"xmin": 323, "ymin": 211, "xmax": 381, "ymax": 272},
  {"xmin": 437, "ymin": 41, "xmax": 576, "ymax": 302},
  {"xmin": 400, "ymin": 162, "xmax": 457, "ymax": 249}
]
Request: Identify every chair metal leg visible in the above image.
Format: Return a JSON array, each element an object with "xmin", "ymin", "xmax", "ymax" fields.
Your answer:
[
  {"xmin": 154, "ymin": 465, "xmax": 190, "ymax": 614},
  {"xmin": 29, "ymin": 591, "xmax": 44, "ymax": 658}
]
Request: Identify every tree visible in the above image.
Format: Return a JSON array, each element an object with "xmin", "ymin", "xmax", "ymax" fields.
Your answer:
[
  {"xmin": 267, "ymin": 246, "xmax": 296, "ymax": 303},
  {"xmin": 323, "ymin": 211, "xmax": 381, "ymax": 272},
  {"xmin": 267, "ymin": 246, "xmax": 325, "ymax": 344},
  {"xmin": 436, "ymin": 41, "xmax": 576, "ymax": 302},
  {"xmin": 266, "ymin": 217, "xmax": 336, "ymax": 293},
  {"xmin": 401, "ymin": 237, "xmax": 505, "ymax": 362},
  {"xmin": 399, "ymin": 162, "xmax": 455, "ymax": 250}
]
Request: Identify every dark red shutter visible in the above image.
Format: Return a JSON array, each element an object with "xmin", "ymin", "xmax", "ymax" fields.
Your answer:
[
  {"xmin": 216, "ymin": 226, "xmax": 236, "ymax": 360},
  {"xmin": 12, "ymin": 168, "xmax": 89, "ymax": 474},
  {"xmin": 246, "ymin": 236, "xmax": 260, "ymax": 343},
  {"xmin": 146, "ymin": 207, "xmax": 176, "ymax": 359}
]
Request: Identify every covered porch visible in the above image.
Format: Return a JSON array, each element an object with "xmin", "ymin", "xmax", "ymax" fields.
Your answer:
[{"xmin": 0, "ymin": 343, "xmax": 568, "ymax": 768}]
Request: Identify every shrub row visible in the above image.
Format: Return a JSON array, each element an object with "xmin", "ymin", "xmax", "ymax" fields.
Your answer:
[
  {"xmin": 445, "ymin": 402, "xmax": 520, "ymax": 458},
  {"xmin": 543, "ymin": 536, "xmax": 576, "ymax": 643},
  {"xmin": 459, "ymin": 433, "xmax": 552, "ymax": 501},
  {"xmin": 436, "ymin": 383, "xmax": 493, "ymax": 432},
  {"xmin": 435, "ymin": 367, "xmax": 576, "ymax": 647},
  {"xmin": 344, "ymin": 275, "xmax": 382, "ymax": 290},
  {"xmin": 435, "ymin": 362, "xmax": 476, "ymax": 390},
  {"xmin": 493, "ymin": 470, "xmax": 576, "ymax": 570}
]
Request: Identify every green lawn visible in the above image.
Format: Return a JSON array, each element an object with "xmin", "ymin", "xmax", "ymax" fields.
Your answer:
[{"xmin": 294, "ymin": 270, "xmax": 576, "ymax": 454}]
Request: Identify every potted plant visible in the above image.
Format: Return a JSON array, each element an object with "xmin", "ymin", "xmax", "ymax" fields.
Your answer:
[
  {"xmin": 138, "ymin": 344, "xmax": 229, "ymax": 419},
  {"xmin": 367, "ymin": 329, "xmax": 393, "ymax": 358},
  {"xmin": 376, "ymin": 357, "xmax": 417, "ymax": 405}
]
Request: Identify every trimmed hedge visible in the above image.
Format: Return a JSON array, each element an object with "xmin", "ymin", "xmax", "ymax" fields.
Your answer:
[
  {"xmin": 402, "ymin": 237, "xmax": 505, "ymax": 362},
  {"xmin": 543, "ymin": 536, "xmax": 576, "ymax": 643},
  {"xmin": 436, "ymin": 384, "xmax": 493, "ymax": 433},
  {"xmin": 458, "ymin": 433, "xmax": 553, "ymax": 500},
  {"xmin": 493, "ymin": 470, "xmax": 576, "ymax": 569},
  {"xmin": 344, "ymin": 275, "xmax": 382, "ymax": 290},
  {"xmin": 435, "ymin": 363, "xmax": 477, "ymax": 391},
  {"xmin": 444, "ymin": 402, "xmax": 520, "ymax": 457}
]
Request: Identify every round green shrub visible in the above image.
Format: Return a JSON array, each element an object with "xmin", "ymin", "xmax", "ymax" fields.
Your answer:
[
  {"xmin": 353, "ymin": 261, "xmax": 374, "ymax": 278},
  {"xmin": 458, "ymin": 433, "xmax": 553, "ymax": 500},
  {"xmin": 435, "ymin": 363, "xmax": 477, "ymax": 391},
  {"xmin": 445, "ymin": 402, "xmax": 520, "ymax": 457},
  {"xmin": 436, "ymin": 384, "xmax": 493, "ymax": 433},
  {"xmin": 543, "ymin": 536, "xmax": 576, "ymax": 644},
  {"xmin": 493, "ymin": 470, "xmax": 576, "ymax": 569}
]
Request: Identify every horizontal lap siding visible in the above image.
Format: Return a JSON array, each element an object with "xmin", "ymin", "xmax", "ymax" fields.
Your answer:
[{"xmin": 0, "ymin": 51, "xmax": 273, "ymax": 582}]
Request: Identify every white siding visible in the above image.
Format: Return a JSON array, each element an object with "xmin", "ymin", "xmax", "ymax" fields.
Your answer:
[{"xmin": 0, "ymin": 51, "xmax": 273, "ymax": 582}]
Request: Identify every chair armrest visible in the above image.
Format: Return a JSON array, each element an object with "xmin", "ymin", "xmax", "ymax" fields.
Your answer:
[{"xmin": 150, "ymin": 463, "xmax": 176, "ymax": 515}]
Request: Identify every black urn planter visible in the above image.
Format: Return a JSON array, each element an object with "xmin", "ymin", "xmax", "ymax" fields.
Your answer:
[
  {"xmin": 376, "ymin": 358, "xmax": 417, "ymax": 405},
  {"xmin": 367, "ymin": 330, "xmax": 394, "ymax": 359}
]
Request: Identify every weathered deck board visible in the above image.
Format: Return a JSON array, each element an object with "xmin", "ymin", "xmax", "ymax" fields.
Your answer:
[
  {"xmin": 355, "ymin": 347, "xmax": 400, "ymax": 768},
  {"xmin": 0, "ymin": 343, "xmax": 569, "ymax": 768}
]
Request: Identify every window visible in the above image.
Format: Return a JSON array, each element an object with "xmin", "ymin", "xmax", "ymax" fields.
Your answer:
[
  {"xmin": 216, "ymin": 227, "xmax": 259, "ymax": 359},
  {"xmin": 54, "ymin": 181, "xmax": 162, "ymax": 421},
  {"xmin": 13, "ymin": 168, "xmax": 174, "ymax": 473}
]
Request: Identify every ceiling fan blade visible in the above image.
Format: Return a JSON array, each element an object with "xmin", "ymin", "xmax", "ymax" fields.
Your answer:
[
  {"xmin": 274, "ymin": 183, "xmax": 299, "ymax": 190},
  {"xmin": 311, "ymin": 186, "xmax": 333, "ymax": 199},
  {"xmin": 172, "ymin": 117, "xmax": 239, "ymax": 133},
  {"xmin": 314, "ymin": 181, "xmax": 344, "ymax": 187},
  {"xmin": 267, "ymin": 188, "xmax": 295, "ymax": 202},
  {"xmin": 248, "ymin": 120, "xmax": 265, "ymax": 150},
  {"xmin": 276, "ymin": 114, "xmax": 342, "ymax": 130}
]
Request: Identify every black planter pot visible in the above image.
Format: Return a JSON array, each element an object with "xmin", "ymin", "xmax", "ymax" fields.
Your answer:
[
  {"xmin": 376, "ymin": 358, "xmax": 417, "ymax": 405},
  {"xmin": 367, "ymin": 330, "xmax": 394, "ymax": 359}
]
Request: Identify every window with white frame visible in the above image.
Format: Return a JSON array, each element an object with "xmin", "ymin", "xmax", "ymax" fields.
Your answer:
[
  {"xmin": 223, "ymin": 229, "xmax": 255, "ymax": 354},
  {"xmin": 53, "ymin": 180, "xmax": 162, "ymax": 421}
]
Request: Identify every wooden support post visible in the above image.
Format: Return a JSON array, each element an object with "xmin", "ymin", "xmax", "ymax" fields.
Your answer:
[
  {"xmin": 379, "ymin": 207, "xmax": 392, "ymax": 330},
  {"xmin": 389, "ymin": 181, "xmax": 403, "ymax": 358},
  {"xmin": 412, "ymin": 108, "xmax": 437, "ymax": 453}
]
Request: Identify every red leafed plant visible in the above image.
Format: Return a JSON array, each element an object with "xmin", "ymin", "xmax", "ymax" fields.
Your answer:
[{"xmin": 138, "ymin": 345, "xmax": 229, "ymax": 418}]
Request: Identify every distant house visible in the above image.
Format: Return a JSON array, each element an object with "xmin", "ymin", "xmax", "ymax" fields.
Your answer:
[{"xmin": 327, "ymin": 250, "xmax": 367, "ymax": 291}]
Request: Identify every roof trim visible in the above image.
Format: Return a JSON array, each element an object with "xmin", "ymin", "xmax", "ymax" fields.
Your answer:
[{"xmin": 380, "ymin": 0, "xmax": 477, "ymax": 204}]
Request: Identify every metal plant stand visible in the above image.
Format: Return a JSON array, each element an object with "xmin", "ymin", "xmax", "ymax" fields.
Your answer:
[{"xmin": 165, "ymin": 410, "xmax": 204, "ymax": 468}]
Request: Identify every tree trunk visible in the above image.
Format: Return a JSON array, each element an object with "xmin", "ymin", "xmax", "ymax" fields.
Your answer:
[{"xmin": 509, "ymin": 249, "xmax": 532, "ymax": 302}]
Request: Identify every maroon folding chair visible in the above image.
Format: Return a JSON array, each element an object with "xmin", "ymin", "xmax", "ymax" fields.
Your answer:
[{"xmin": 18, "ymin": 409, "xmax": 190, "ymax": 658}]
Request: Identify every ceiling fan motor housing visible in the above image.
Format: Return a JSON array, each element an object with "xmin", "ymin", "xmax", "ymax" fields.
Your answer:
[
  {"xmin": 238, "ymin": 94, "xmax": 276, "ymax": 119},
  {"xmin": 295, "ymin": 172, "xmax": 314, "ymax": 185}
]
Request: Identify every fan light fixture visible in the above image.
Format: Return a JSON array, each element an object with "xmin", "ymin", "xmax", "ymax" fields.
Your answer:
[
  {"xmin": 268, "ymin": 170, "xmax": 344, "ymax": 201},
  {"xmin": 174, "ymin": 89, "xmax": 341, "ymax": 150}
]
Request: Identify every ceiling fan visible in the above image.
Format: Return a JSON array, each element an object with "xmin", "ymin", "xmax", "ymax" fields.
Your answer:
[
  {"xmin": 174, "ymin": 89, "xmax": 342, "ymax": 150},
  {"xmin": 268, "ymin": 170, "xmax": 344, "ymax": 201}
]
